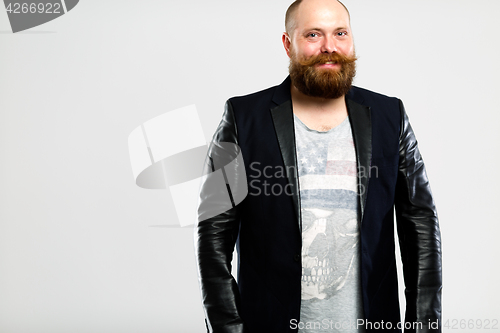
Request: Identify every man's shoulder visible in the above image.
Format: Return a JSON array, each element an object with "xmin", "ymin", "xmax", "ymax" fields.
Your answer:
[
  {"xmin": 227, "ymin": 83, "xmax": 281, "ymax": 110},
  {"xmin": 348, "ymin": 85, "xmax": 401, "ymax": 110}
]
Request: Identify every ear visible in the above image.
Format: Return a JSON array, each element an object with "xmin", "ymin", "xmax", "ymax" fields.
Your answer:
[{"xmin": 282, "ymin": 32, "xmax": 292, "ymax": 58}]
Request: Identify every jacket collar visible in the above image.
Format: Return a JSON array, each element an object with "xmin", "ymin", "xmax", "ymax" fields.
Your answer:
[
  {"xmin": 270, "ymin": 76, "xmax": 372, "ymax": 228},
  {"xmin": 271, "ymin": 76, "xmax": 293, "ymax": 106}
]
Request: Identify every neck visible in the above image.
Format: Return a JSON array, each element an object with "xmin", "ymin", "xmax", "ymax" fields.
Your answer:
[
  {"xmin": 290, "ymin": 84, "xmax": 349, "ymax": 132},
  {"xmin": 290, "ymin": 84, "xmax": 346, "ymax": 111}
]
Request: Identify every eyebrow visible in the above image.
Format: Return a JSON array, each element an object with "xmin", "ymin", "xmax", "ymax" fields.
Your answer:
[{"xmin": 303, "ymin": 26, "xmax": 349, "ymax": 32}]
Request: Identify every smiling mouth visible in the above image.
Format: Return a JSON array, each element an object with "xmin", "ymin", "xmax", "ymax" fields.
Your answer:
[{"xmin": 316, "ymin": 61, "xmax": 339, "ymax": 67}]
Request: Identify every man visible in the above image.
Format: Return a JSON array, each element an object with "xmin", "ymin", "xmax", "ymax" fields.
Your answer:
[{"xmin": 195, "ymin": 0, "xmax": 442, "ymax": 332}]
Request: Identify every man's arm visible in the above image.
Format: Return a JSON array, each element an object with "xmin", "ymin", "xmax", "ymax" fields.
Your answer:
[
  {"xmin": 394, "ymin": 100, "xmax": 442, "ymax": 333},
  {"xmin": 195, "ymin": 100, "xmax": 245, "ymax": 333}
]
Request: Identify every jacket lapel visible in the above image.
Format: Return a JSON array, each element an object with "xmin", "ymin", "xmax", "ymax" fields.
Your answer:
[
  {"xmin": 270, "ymin": 77, "xmax": 301, "ymax": 230},
  {"xmin": 270, "ymin": 100, "xmax": 301, "ymax": 230},
  {"xmin": 346, "ymin": 97, "xmax": 372, "ymax": 224}
]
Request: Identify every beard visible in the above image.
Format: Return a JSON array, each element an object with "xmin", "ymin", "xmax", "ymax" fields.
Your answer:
[{"xmin": 289, "ymin": 48, "xmax": 357, "ymax": 99}]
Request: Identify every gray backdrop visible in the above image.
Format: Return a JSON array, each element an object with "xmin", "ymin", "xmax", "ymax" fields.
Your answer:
[{"xmin": 1, "ymin": 0, "xmax": 499, "ymax": 332}]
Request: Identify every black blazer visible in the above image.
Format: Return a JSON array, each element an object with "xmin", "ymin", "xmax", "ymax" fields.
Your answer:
[{"xmin": 196, "ymin": 77, "xmax": 442, "ymax": 333}]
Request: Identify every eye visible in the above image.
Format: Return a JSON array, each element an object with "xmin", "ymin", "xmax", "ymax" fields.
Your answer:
[
  {"xmin": 337, "ymin": 31, "xmax": 348, "ymax": 37},
  {"xmin": 307, "ymin": 32, "xmax": 319, "ymax": 38}
]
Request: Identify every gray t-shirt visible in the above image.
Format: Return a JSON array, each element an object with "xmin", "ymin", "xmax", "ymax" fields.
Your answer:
[{"xmin": 294, "ymin": 115, "xmax": 365, "ymax": 333}]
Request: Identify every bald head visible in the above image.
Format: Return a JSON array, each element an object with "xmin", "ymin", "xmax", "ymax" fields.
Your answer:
[{"xmin": 285, "ymin": 0, "xmax": 350, "ymax": 37}]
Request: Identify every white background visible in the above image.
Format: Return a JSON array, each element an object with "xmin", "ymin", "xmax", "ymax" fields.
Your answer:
[{"xmin": 1, "ymin": 0, "xmax": 499, "ymax": 332}]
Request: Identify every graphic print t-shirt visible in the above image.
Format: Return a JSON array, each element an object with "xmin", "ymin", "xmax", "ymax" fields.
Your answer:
[{"xmin": 294, "ymin": 115, "xmax": 365, "ymax": 333}]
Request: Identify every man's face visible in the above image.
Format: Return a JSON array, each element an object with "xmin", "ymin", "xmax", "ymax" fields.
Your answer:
[{"xmin": 283, "ymin": 0, "xmax": 357, "ymax": 99}]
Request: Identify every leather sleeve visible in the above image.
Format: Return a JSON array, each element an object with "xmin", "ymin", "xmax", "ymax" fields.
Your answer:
[
  {"xmin": 394, "ymin": 100, "xmax": 442, "ymax": 333},
  {"xmin": 195, "ymin": 100, "xmax": 246, "ymax": 333}
]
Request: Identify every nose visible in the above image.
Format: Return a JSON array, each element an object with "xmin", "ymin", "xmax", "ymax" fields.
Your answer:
[{"xmin": 321, "ymin": 35, "xmax": 338, "ymax": 54}]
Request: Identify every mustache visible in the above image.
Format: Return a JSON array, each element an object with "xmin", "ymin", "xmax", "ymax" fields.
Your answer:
[{"xmin": 296, "ymin": 52, "xmax": 357, "ymax": 67}]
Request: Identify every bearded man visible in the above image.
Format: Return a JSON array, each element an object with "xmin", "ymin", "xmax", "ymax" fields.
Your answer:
[{"xmin": 195, "ymin": 0, "xmax": 442, "ymax": 332}]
